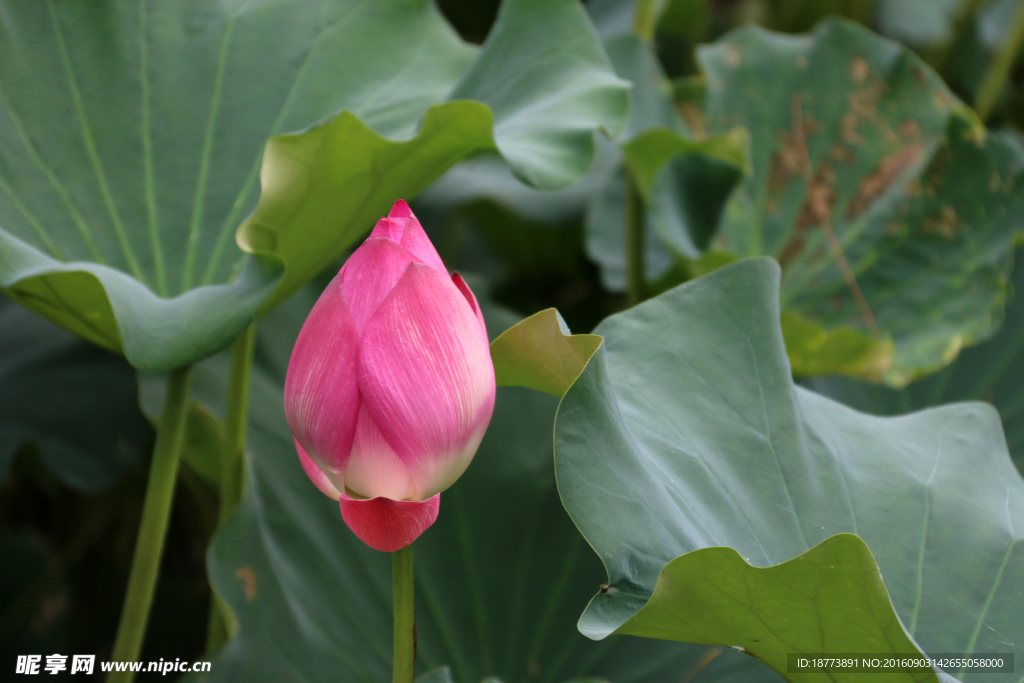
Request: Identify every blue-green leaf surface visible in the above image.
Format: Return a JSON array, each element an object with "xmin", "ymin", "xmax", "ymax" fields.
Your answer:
[
  {"xmin": 550, "ymin": 258, "xmax": 1022, "ymax": 682},
  {"xmin": 701, "ymin": 20, "xmax": 1024, "ymax": 383},
  {"xmin": 0, "ymin": 0, "xmax": 627, "ymax": 370},
  {"xmin": 0, "ymin": 295, "xmax": 149, "ymax": 492}
]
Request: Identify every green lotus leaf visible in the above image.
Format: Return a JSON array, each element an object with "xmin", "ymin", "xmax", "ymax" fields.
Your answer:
[
  {"xmin": 538, "ymin": 258, "xmax": 1022, "ymax": 681},
  {"xmin": 0, "ymin": 0, "xmax": 627, "ymax": 371},
  {"xmin": 809, "ymin": 244, "xmax": 1024, "ymax": 475},
  {"xmin": 611, "ymin": 534, "xmax": 946, "ymax": 683},
  {"xmin": 0, "ymin": 295, "xmax": 150, "ymax": 492},
  {"xmin": 782, "ymin": 309, "xmax": 894, "ymax": 381},
  {"xmin": 701, "ymin": 19, "xmax": 1024, "ymax": 384},
  {"xmin": 491, "ymin": 308, "xmax": 603, "ymax": 398}
]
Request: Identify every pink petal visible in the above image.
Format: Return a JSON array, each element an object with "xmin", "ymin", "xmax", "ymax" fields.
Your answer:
[
  {"xmin": 342, "ymin": 404, "xmax": 416, "ymax": 500},
  {"xmin": 341, "ymin": 237, "xmax": 416, "ymax": 335},
  {"xmin": 388, "ymin": 199, "xmax": 413, "ymax": 219},
  {"xmin": 339, "ymin": 492, "xmax": 441, "ymax": 552},
  {"xmin": 294, "ymin": 438, "xmax": 342, "ymax": 500},
  {"xmin": 452, "ymin": 272, "xmax": 488, "ymax": 340},
  {"xmin": 358, "ymin": 263, "xmax": 496, "ymax": 499},
  {"xmin": 369, "ymin": 216, "xmax": 405, "ymax": 242},
  {"xmin": 397, "ymin": 211, "xmax": 446, "ymax": 274},
  {"xmin": 284, "ymin": 275, "xmax": 360, "ymax": 475}
]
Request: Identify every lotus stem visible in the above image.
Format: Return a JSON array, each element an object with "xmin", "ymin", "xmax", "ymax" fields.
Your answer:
[
  {"xmin": 108, "ymin": 365, "xmax": 192, "ymax": 683},
  {"xmin": 205, "ymin": 323, "xmax": 256, "ymax": 653},
  {"xmin": 633, "ymin": 0, "xmax": 659, "ymax": 43},
  {"xmin": 220, "ymin": 323, "xmax": 255, "ymax": 523},
  {"xmin": 976, "ymin": 0, "xmax": 1024, "ymax": 120},
  {"xmin": 392, "ymin": 544, "xmax": 416, "ymax": 683},
  {"xmin": 626, "ymin": 171, "xmax": 647, "ymax": 308}
]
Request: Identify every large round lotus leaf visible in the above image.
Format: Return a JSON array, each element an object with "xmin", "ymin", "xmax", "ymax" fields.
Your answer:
[
  {"xmin": 809, "ymin": 245, "xmax": 1024, "ymax": 475},
  {"xmin": 700, "ymin": 19, "xmax": 1024, "ymax": 385},
  {"xmin": 0, "ymin": 0, "xmax": 627, "ymax": 371},
  {"xmin": 538, "ymin": 258, "xmax": 1022, "ymax": 682}
]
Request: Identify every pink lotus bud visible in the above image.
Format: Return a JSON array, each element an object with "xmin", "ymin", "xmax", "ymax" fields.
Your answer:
[{"xmin": 284, "ymin": 201, "xmax": 496, "ymax": 552}]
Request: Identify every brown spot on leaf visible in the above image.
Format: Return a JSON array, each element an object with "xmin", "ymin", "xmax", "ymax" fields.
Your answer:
[
  {"xmin": 770, "ymin": 131, "xmax": 806, "ymax": 196},
  {"xmin": 802, "ymin": 114, "xmax": 819, "ymax": 136},
  {"xmin": 678, "ymin": 102, "xmax": 706, "ymax": 139},
  {"xmin": 853, "ymin": 82, "xmax": 886, "ymax": 115},
  {"xmin": 777, "ymin": 95, "xmax": 833, "ymax": 267},
  {"xmin": 830, "ymin": 144, "xmax": 854, "ymax": 164},
  {"xmin": 851, "ymin": 56, "xmax": 869, "ymax": 84},
  {"xmin": 801, "ymin": 165, "xmax": 837, "ymax": 228},
  {"xmin": 847, "ymin": 145, "xmax": 924, "ymax": 219},
  {"xmin": 236, "ymin": 566, "xmax": 257, "ymax": 603},
  {"xmin": 933, "ymin": 89, "xmax": 953, "ymax": 111},
  {"xmin": 778, "ymin": 164, "xmax": 836, "ymax": 267},
  {"xmin": 796, "ymin": 55, "xmax": 808, "ymax": 69},
  {"xmin": 770, "ymin": 108, "xmax": 821, "ymax": 195},
  {"xmin": 923, "ymin": 206, "xmax": 958, "ymax": 238},
  {"xmin": 899, "ymin": 119, "xmax": 920, "ymax": 139},
  {"xmin": 842, "ymin": 81, "xmax": 888, "ymax": 146},
  {"xmin": 842, "ymin": 112, "xmax": 862, "ymax": 145},
  {"xmin": 882, "ymin": 123, "xmax": 900, "ymax": 145}
]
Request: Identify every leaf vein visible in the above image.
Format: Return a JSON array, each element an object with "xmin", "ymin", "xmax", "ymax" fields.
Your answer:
[{"xmin": 46, "ymin": 0, "xmax": 143, "ymax": 282}]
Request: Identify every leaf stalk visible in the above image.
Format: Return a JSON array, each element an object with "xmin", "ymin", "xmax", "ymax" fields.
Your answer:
[
  {"xmin": 976, "ymin": 0, "xmax": 1024, "ymax": 120},
  {"xmin": 108, "ymin": 365, "xmax": 192, "ymax": 683},
  {"xmin": 633, "ymin": 0, "xmax": 659, "ymax": 43},
  {"xmin": 626, "ymin": 171, "xmax": 648, "ymax": 308},
  {"xmin": 205, "ymin": 323, "xmax": 256, "ymax": 653}
]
